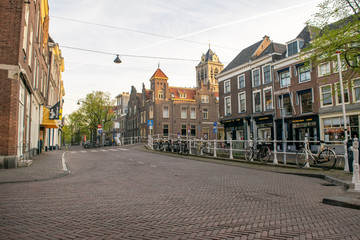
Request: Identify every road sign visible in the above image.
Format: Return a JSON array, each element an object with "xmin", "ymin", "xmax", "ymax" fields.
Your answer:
[
  {"xmin": 213, "ymin": 122, "xmax": 218, "ymax": 127},
  {"xmin": 213, "ymin": 128, "xmax": 217, "ymax": 133},
  {"xmin": 147, "ymin": 120, "xmax": 153, "ymax": 126},
  {"xmin": 98, "ymin": 129, "xmax": 103, "ymax": 134},
  {"xmin": 98, "ymin": 124, "xmax": 102, "ymax": 128}
]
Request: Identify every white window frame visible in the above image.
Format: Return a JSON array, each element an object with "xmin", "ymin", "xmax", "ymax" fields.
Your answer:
[
  {"xmin": 190, "ymin": 107, "xmax": 196, "ymax": 119},
  {"xmin": 238, "ymin": 92, "xmax": 246, "ymax": 113},
  {"xmin": 158, "ymin": 90, "xmax": 164, "ymax": 100},
  {"xmin": 318, "ymin": 62, "xmax": 331, "ymax": 77},
  {"xmin": 298, "ymin": 65, "xmax": 311, "ymax": 83},
  {"xmin": 181, "ymin": 107, "xmax": 187, "ymax": 119},
  {"xmin": 253, "ymin": 90, "xmax": 262, "ymax": 113},
  {"xmin": 203, "ymin": 108, "xmax": 209, "ymax": 119},
  {"xmin": 279, "ymin": 70, "xmax": 291, "ymax": 88},
  {"xmin": 201, "ymin": 95, "xmax": 209, "ymax": 103},
  {"xmin": 263, "ymin": 87, "xmax": 273, "ymax": 111},
  {"xmin": 287, "ymin": 41, "xmax": 298, "ymax": 57},
  {"xmin": 262, "ymin": 65, "xmax": 272, "ymax": 84},
  {"xmin": 352, "ymin": 79, "xmax": 360, "ymax": 103},
  {"xmin": 252, "ymin": 68, "xmax": 261, "ymax": 87},
  {"xmin": 163, "ymin": 106, "xmax": 169, "ymax": 118},
  {"xmin": 237, "ymin": 74, "xmax": 245, "ymax": 89},
  {"xmin": 335, "ymin": 82, "xmax": 349, "ymax": 105},
  {"xmin": 224, "ymin": 96, "xmax": 231, "ymax": 116},
  {"xmin": 320, "ymin": 84, "xmax": 333, "ymax": 107},
  {"xmin": 224, "ymin": 80, "xmax": 231, "ymax": 93}
]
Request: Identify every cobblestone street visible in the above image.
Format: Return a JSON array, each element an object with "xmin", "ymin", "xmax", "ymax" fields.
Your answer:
[{"xmin": 1, "ymin": 145, "xmax": 359, "ymax": 239}]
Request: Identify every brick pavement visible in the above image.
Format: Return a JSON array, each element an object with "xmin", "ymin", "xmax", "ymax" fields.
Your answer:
[{"xmin": 0, "ymin": 144, "xmax": 359, "ymax": 239}]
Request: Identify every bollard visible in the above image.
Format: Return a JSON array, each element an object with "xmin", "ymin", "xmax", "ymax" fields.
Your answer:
[
  {"xmin": 189, "ymin": 139, "xmax": 192, "ymax": 155},
  {"xmin": 200, "ymin": 138, "xmax": 204, "ymax": 156},
  {"xmin": 352, "ymin": 138, "xmax": 360, "ymax": 191},
  {"xmin": 273, "ymin": 139, "xmax": 278, "ymax": 164},
  {"xmin": 214, "ymin": 139, "xmax": 217, "ymax": 158},
  {"xmin": 304, "ymin": 136, "xmax": 310, "ymax": 168},
  {"xmin": 229, "ymin": 138, "xmax": 233, "ymax": 159}
]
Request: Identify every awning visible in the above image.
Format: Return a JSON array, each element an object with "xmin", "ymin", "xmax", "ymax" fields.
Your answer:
[{"xmin": 41, "ymin": 107, "xmax": 58, "ymax": 128}]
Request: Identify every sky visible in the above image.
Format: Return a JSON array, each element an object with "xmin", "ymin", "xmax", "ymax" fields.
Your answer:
[{"xmin": 47, "ymin": 0, "xmax": 322, "ymax": 115}]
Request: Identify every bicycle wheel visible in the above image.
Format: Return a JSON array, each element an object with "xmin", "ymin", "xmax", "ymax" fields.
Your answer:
[
  {"xmin": 296, "ymin": 148, "xmax": 308, "ymax": 168},
  {"xmin": 318, "ymin": 148, "xmax": 336, "ymax": 170},
  {"xmin": 245, "ymin": 147, "xmax": 254, "ymax": 161},
  {"xmin": 259, "ymin": 147, "xmax": 271, "ymax": 163}
]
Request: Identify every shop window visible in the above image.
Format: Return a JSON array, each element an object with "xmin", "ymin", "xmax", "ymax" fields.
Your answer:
[
  {"xmin": 323, "ymin": 116, "xmax": 350, "ymax": 141},
  {"xmin": 320, "ymin": 85, "xmax": 332, "ymax": 106},
  {"xmin": 163, "ymin": 124, "xmax": 169, "ymax": 136},
  {"xmin": 335, "ymin": 82, "xmax": 349, "ymax": 104},
  {"xmin": 299, "ymin": 91, "xmax": 313, "ymax": 113}
]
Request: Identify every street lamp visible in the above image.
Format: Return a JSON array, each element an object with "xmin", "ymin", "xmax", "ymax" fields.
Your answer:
[
  {"xmin": 336, "ymin": 50, "xmax": 349, "ymax": 172},
  {"xmin": 114, "ymin": 55, "xmax": 122, "ymax": 64}
]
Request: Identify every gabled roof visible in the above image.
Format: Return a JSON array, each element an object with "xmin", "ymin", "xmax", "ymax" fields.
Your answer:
[
  {"xmin": 150, "ymin": 68, "xmax": 168, "ymax": 80},
  {"xmin": 169, "ymin": 87, "xmax": 196, "ymax": 101}
]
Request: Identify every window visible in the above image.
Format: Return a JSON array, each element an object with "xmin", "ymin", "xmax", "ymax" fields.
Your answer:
[
  {"xmin": 281, "ymin": 95, "xmax": 292, "ymax": 116},
  {"xmin": 203, "ymin": 108, "xmax": 208, "ymax": 119},
  {"xmin": 201, "ymin": 95, "xmax": 209, "ymax": 103},
  {"xmin": 298, "ymin": 65, "xmax": 311, "ymax": 83},
  {"xmin": 335, "ymin": 82, "xmax": 349, "ymax": 104},
  {"xmin": 263, "ymin": 88, "xmax": 272, "ymax": 111},
  {"xmin": 280, "ymin": 70, "xmax": 290, "ymax": 88},
  {"xmin": 333, "ymin": 59, "xmax": 347, "ymax": 72},
  {"xmin": 299, "ymin": 91, "xmax": 313, "ymax": 113},
  {"xmin": 191, "ymin": 125, "xmax": 196, "ymax": 137},
  {"xmin": 353, "ymin": 79, "xmax": 360, "ymax": 102},
  {"xmin": 224, "ymin": 80, "xmax": 231, "ymax": 93},
  {"xmin": 181, "ymin": 125, "xmax": 187, "ymax": 136},
  {"xmin": 287, "ymin": 41, "xmax": 298, "ymax": 56},
  {"xmin": 181, "ymin": 107, "xmax": 187, "ymax": 119},
  {"xmin": 318, "ymin": 62, "xmax": 331, "ymax": 77},
  {"xmin": 238, "ymin": 92, "xmax": 246, "ymax": 113},
  {"xmin": 263, "ymin": 65, "xmax": 271, "ymax": 84},
  {"xmin": 253, "ymin": 91, "xmax": 261, "ymax": 113},
  {"xmin": 252, "ymin": 69, "xmax": 260, "ymax": 87},
  {"xmin": 320, "ymin": 85, "xmax": 333, "ymax": 106},
  {"xmin": 180, "ymin": 93, "xmax": 187, "ymax": 98},
  {"xmin": 163, "ymin": 106, "xmax": 169, "ymax": 118},
  {"xmin": 149, "ymin": 106, "xmax": 153, "ymax": 119},
  {"xmin": 163, "ymin": 124, "xmax": 169, "ymax": 136},
  {"xmin": 158, "ymin": 90, "xmax": 164, "ymax": 100},
  {"xmin": 190, "ymin": 108, "xmax": 196, "ymax": 119},
  {"xmin": 237, "ymin": 74, "xmax": 245, "ymax": 89},
  {"xmin": 224, "ymin": 97, "xmax": 231, "ymax": 116}
]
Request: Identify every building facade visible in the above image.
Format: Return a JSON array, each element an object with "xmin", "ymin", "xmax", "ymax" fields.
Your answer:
[{"xmin": 0, "ymin": 0, "xmax": 64, "ymax": 168}]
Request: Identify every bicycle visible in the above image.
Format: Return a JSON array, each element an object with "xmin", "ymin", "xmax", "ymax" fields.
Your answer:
[
  {"xmin": 245, "ymin": 139, "xmax": 272, "ymax": 163},
  {"xmin": 295, "ymin": 139, "xmax": 337, "ymax": 170}
]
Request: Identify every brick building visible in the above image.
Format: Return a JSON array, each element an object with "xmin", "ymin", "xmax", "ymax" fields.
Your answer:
[{"xmin": 0, "ymin": 0, "xmax": 64, "ymax": 168}]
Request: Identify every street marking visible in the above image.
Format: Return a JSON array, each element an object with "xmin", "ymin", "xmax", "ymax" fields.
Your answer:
[
  {"xmin": 118, "ymin": 148, "xmax": 128, "ymax": 151},
  {"xmin": 129, "ymin": 159, "xmax": 134, "ymax": 161},
  {"xmin": 150, "ymin": 165, "xmax": 157, "ymax": 168},
  {"xmin": 90, "ymin": 150, "xmax": 98, "ymax": 153},
  {"xmin": 138, "ymin": 161, "xmax": 144, "ymax": 165},
  {"xmin": 62, "ymin": 152, "xmax": 70, "ymax": 173},
  {"xmin": 100, "ymin": 150, "xmax": 107, "ymax": 152},
  {"xmin": 70, "ymin": 151, "xmax": 77, "ymax": 153},
  {"xmin": 109, "ymin": 149, "xmax": 118, "ymax": 151},
  {"xmin": 80, "ymin": 151, "xmax": 87, "ymax": 153}
]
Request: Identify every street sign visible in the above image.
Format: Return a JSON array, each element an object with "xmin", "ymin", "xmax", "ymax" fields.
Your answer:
[
  {"xmin": 98, "ymin": 129, "xmax": 102, "ymax": 134},
  {"xmin": 213, "ymin": 128, "xmax": 217, "ymax": 133},
  {"xmin": 213, "ymin": 122, "xmax": 218, "ymax": 127},
  {"xmin": 98, "ymin": 124, "xmax": 102, "ymax": 128},
  {"xmin": 147, "ymin": 120, "xmax": 153, "ymax": 126}
]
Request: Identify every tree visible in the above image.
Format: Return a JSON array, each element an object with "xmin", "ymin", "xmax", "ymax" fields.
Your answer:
[
  {"xmin": 63, "ymin": 110, "xmax": 88, "ymax": 145},
  {"xmin": 304, "ymin": 0, "xmax": 360, "ymax": 73},
  {"xmin": 78, "ymin": 91, "xmax": 115, "ymax": 144}
]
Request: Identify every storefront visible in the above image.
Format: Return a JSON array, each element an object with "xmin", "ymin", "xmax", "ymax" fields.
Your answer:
[
  {"xmin": 320, "ymin": 113, "xmax": 359, "ymax": 142},
  {"xmin": 253, "ymin": 115, "xmax": 273, "ymax": 140},
  {"xmin": 221, "ymin": 117, "xmax": 250, "ymax": 141}
]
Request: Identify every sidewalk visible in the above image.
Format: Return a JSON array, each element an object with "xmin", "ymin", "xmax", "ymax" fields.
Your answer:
[{"xmin": 1, "ymin": 144, "xmax": 359, "ymax": 210}]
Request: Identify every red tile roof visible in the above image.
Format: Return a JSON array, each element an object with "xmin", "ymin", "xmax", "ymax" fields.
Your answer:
[
  {"xmin": 169, "ymin": 87, "xmax": 196, "ymax": 101},
  {"xmin": 150, "ymin": 68, "xmax": 168, "ymax": 80}
]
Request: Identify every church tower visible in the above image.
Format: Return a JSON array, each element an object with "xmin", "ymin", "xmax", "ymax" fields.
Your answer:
[{"xmin": 195, "ymin": 47, "xmax": 224, "ymax": 92}]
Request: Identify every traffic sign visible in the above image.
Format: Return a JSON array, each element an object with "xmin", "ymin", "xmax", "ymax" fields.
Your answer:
[
  {"xmin": 98, "ymin": 124, "xmax": 102, "ymax": 128},
  {"xmin": 147, "ymin": 120, "xmax": 153, "ymax": 126},
  {"xmin": 213, "ymin": 128, "xmax": 217, "ymax": 133},
  {"xmin": 213, "ymin": 122, "xmax": 218, "ymax": 127},
  {"xmin": 98, "ymin": 129, "xmax": 103, "ymax": 134}
]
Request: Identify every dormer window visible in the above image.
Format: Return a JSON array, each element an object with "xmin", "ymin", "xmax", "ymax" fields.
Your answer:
[
  {"xmin": 171, "ymin": 93, "xmax": 175, "ymax": 98},
  {"xmin": 180, "ymin": 93, "xmax": 187, "ymax": 98},
  {"xmin": 287, "ymin": 40, "xmax": 304, "ymax": 57},
  {"xmin": 158, "ymin": 90, "xmax": 164, "ymax": 100}
]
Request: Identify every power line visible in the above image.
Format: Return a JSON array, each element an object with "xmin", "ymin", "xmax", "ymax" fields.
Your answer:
[{"xmin": 51, "ymin": 16, "xmax": 239, "ymax": 51}]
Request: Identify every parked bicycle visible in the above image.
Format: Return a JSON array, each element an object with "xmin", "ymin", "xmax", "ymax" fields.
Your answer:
[
  {"xmin": 295, "ymin": 138, "xmax": 337, "ymax": 170},
  {"xmin": 245, "ymin": 139, "xmax": 271, "ymax": 163}
]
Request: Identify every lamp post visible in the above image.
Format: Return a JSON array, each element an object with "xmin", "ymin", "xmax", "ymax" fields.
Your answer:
[{"xmin": 336, "ymin": 51, "xmax": 349, "ymax": 172}]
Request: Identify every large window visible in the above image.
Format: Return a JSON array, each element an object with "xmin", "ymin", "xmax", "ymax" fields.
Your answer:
[
  {"xmin": 163, "ymin": 106, "xmax": 169, "ymax": 118},
  {"xmin": 335, "ymin": 82, "xmax": 349, "ymax": 104},
  {"xmin": 353, "ymin": 79, "xmax": 360, "ymax": 102},
  {"xmin": 237, "ymin": 74, "xmax": 245, "ymax": 89},
  {"xmin": 299, "ymin": 90, "xmax": 313, "ymax": 113},
  {"xmin": 263, "ymin": 88, "xmax": 272, "ymax": 111},
  {"xmin": 191, "ymin": 125, "xmax": 196, "ymax": 137},
  {"xmin": 320, "ymin": 85, "xmax": 332, "ymax": 106},
  {"xmin": 224, "ymin": 97, "xmax": 231, "ymax": 116},
  {"xmin": 318, "ymin": 62, "xmax": 331, "ymax": 77},
  {"xmin": 280, "ymin": 70, "xmax": 290, "ymax": 88},
  {"xmin": 224, "ymin": 80, "xmax": 231, "ymax": 93},
  {"xmin": 287, "ymin": 41, "xmax": 298, "ymax": 56},
  {"xmin": 298, "ymin": 65, "xmax": 311, "ymax": 83},
  {"xmin": 190, "ymin": 108, "xmax": 196, "ymax": 119},
  {"xmin": 279, "ymin": 95, "xmax": 292, "ymax": 116},
  {"xmin": 252, "ymin": 69, "xmax": 260, "ymax": 87},
  {"xmin": 181, "ymin": 124, "xmax": 187, "ymax": 136},
  {"xmin": 263, "ymin": 65, "xmax": 271, "ymax": 84},
  {"xmin": 163, "ymin": 124, "xmax": 169, "ymax": 136},
  {"xmin": 203, "ymin": 108, "xmax": 208, "ymax": 119},
  {"xmin": 253, "ymin": 91, "xmax": 261, "ymax": 113},
  {"xmin": 181, "ymin": 107, "xmax": 187, "ymax": 119},
  {"xmin": 238, "ymin": 92, "xmax": 246, "ymax": 113},
  {"xmin": 201, "ymin": 95, "xmax": 209, "ymax": 103}
]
